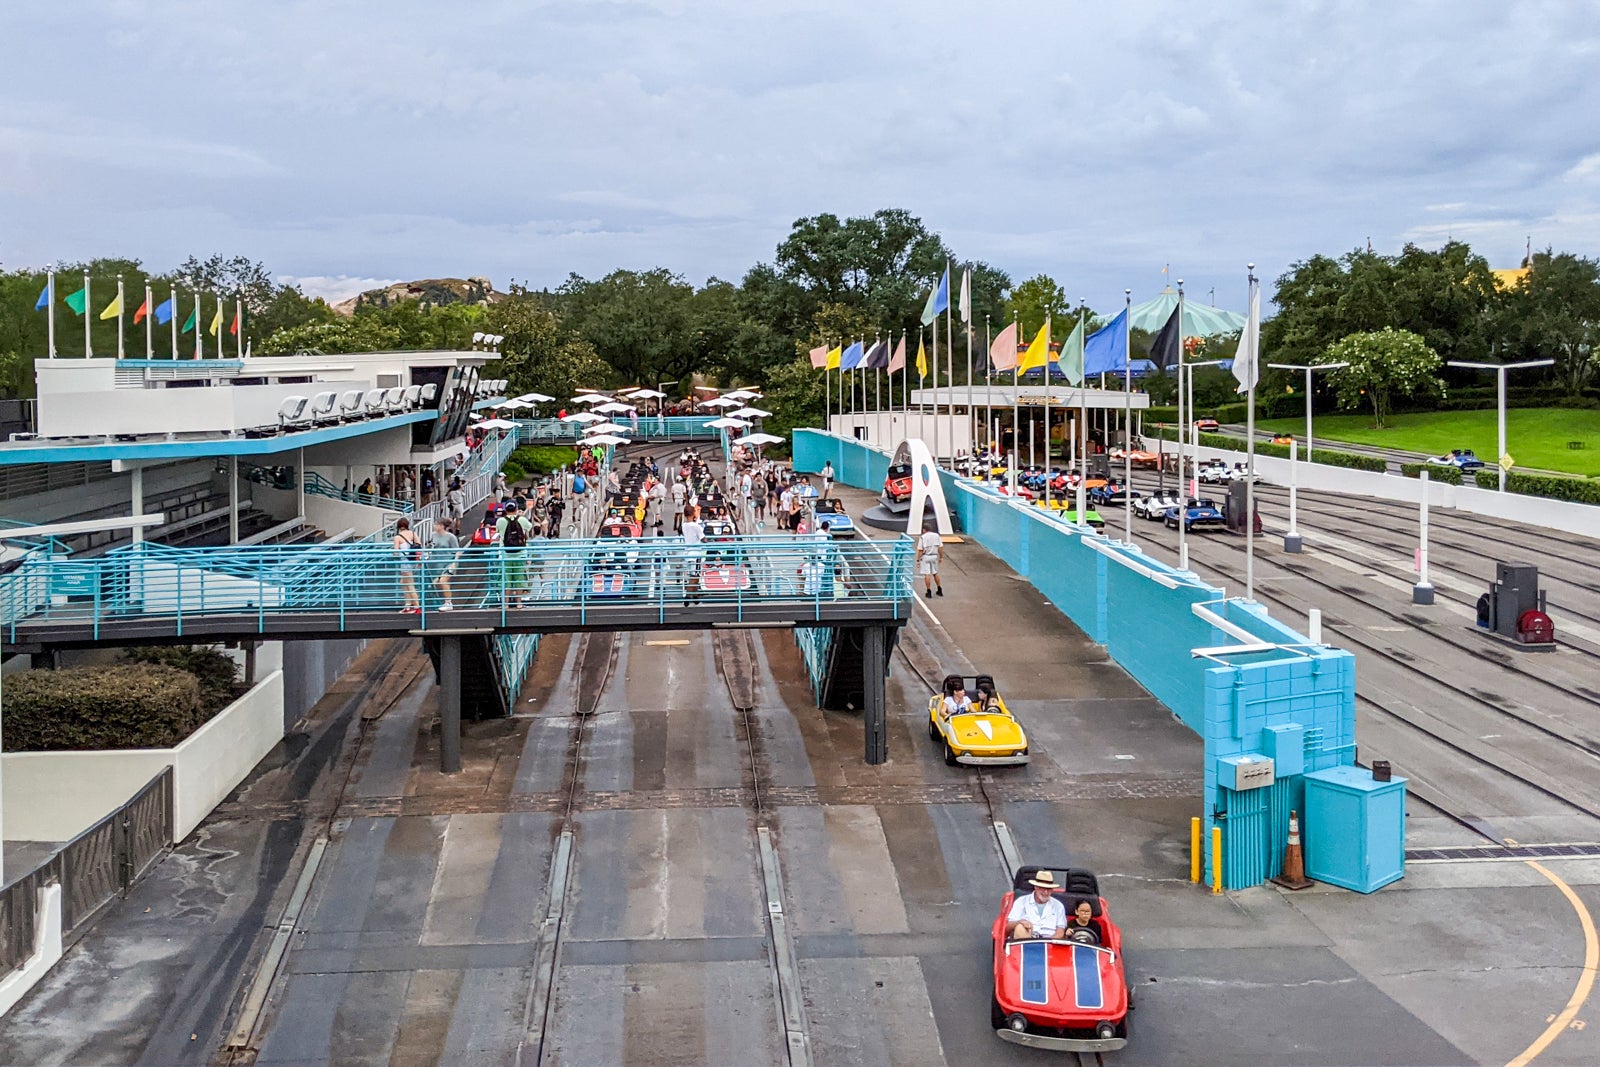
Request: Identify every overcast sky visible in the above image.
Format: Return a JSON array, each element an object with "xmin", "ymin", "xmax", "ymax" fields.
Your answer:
[{"xmin": 2, "ymin": 1, "xmax": 1594, "ymax": 314}]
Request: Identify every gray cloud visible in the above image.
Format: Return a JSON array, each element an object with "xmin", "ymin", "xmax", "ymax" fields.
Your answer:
[{"xmin": 2, "ymin": 0, "xmax": 1595, "ymax": 313}]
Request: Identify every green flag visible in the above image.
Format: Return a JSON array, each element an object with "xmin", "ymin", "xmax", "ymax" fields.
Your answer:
[
  {"xmin": 181, "ymin": 306, "xmax": 197, "ymax": 333},
  {"xmin": 1059, "ymin": 316, "xmax": 1086, "ymax": 387},
  {"xmin": 64, "ymin": 287, "xmax": 87, "ymax": 315}
]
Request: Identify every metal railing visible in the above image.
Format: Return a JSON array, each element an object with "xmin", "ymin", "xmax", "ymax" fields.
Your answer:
[
  {"xmin": 511, "ymin": 416, "xmax": 721, "ymax": 442},
  {"xmin": 0, "ymin": 767, "xmax": 172, "ymax": 979},
  {"xmin": 492, "ymin": 632, "xmax": 541, "ymax": 710},
  {"xmin": 301, "ymin": 470, "xmax": 411, "ymax": 513},
  {"xmin": 2, "ymin": 536, "xmax": 915, "ymax": 637}
]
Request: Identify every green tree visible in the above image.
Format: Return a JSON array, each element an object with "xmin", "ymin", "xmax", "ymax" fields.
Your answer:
[
  {"xmin": 559, "ymin": 268, "xmax": 703, "ymax": 386},
  {"xmin": 1499, "ymin": 250, "xmax": 1600, "ymax": 395},
  {"xmin": 484, "ymin": 294, "xmax": 611, "ymax": 401},
  {"xmin": 1007, "ymin": 274, "xmax": 1069, "ymax": 338},
  {"xmin": 761, "ymin": 357, "xmax": 826, "ymax": 445},
  {"xmin": 1319, "ymin": 328, "xmax": 1443, "ymax": 428},
  {"xmin": 257, "ymin": 317, "xmax": 404, "ymax": 355}
]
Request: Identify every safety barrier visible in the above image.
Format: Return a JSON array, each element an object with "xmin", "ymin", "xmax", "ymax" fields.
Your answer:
[
  {"xmin": 1, "ymin": 534, "xmax": 915, "ymax": 639},
  {"xmin": 511, "ymin": 416, "xmax": 722, "ymax": 443},
  {"xmin": 793, "ymin": 429, "xmax": 1361, "ymax": 890},
  {"xmin": 793, "ymin": 626, "xmax": 836, "ymax": 701}
]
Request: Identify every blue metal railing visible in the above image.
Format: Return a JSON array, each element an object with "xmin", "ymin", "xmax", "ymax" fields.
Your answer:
[
  {"xmin": 302, "ymin": 470, "xmax": 412, "ymax": 513},
  {"xmin": 511, "ymin": 417, "xmax": 722, "ymax": 443},
  {"xmin": 492, "ymin": 632, "xmax": 541, "ymax": 709},
  {"xmin": 1, "ymin": 535, "xmax": 915, "ymax": 639},
  {"xmin": 793, "ymin": 626, "xmax": 836, "ymax": 700}
]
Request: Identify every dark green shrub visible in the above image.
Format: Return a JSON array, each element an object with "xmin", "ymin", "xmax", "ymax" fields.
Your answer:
[
  {"xmin": 1502, "ymin": 471, "xmax": 1600, "ymax": 505},
  {"xmin": 122, "ymin": 645, "xmax": 240, "ymax": 712},
  {"xmin": 1400, "ymin": 463, "xmax": 1462, "ymax": 485},
  {"xmin": 1147, "ymin": 425, "xmax": 1384, "ymax": 471},
  {"xmin": 3, "ymin": 665, "xmax": 204, "ymax": 751}
]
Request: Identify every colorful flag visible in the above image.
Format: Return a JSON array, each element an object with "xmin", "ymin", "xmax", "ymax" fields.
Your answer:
[
  {"xmin": 1083, "ymin": 309, "xmax": 1130, "ymax": 376},
  {"xmin": 808, "ymin": 344, "xmax": 829, "ymax": 369},
  {"xmin": 915, "ymin": 336, "xmax": 928, "ymax": 379},
  {"xmin": 958, "ymin": 268, "xmax": 971, "ymax": 324},
  {"xmin": 99, "ymin": 293, "xmax": 123, "ymax": 321},
  {"xmin": 154, "ymin": 297, "xmax": 175, "ymax": 325},
  {"xmin": 1059, "ymin": 316, "xmax": 1086, "ymax": 387},
  {"xmin": 230, "ymin": 309, "xmax": 241, "ymax": 336},
  {"xmin": 208, "ymin": 303, "xmax": 223, "ymax": 337},
  {"xmin": 824, "ymin": 345, "xmax": 841, "ymax": 370},
  {"xmin": 988, "ymin": 321, "xmax": 1019, "ymax": 372},
  {"xmin": 888, "ymin": 336, "xmax": 906, "ymax": 373},
  {"xmin": 1018, "ymin": 322, "xmax": 1051, "ymax": 374},
  {"xmin": 181, "ymin": 306, "xmax": 198, "ymax": 333},
  {"xmin": 840, "ymin": 340, "xmax": 865, "ymax": 369},
  {"xmin": 862, "ymin": 340, "xmax": 889, "ymax": 368},
  {"xmin": 919, "ymin": 267, "xmax": 950, "ymax": 326},
  {"xmin": 134, "ymin": 296, "xmax": 151, "ymax": 324},
  {"xmin": 34, "ymin": 284, "xmax": 49, "ymax": 311},
  {"xmin": 1148, "ymin": 306, "xmax": 1180, "ymax": 369},
  {"xmin": 1233, "ymin": 280, "xmax": 1260, "ymax": 394},
  {"xmin": 64, "ymin": 287, "xmax": 87, "ymax": 315}
]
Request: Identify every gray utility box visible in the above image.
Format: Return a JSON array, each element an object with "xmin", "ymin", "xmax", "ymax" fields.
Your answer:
[{"xmin": 1479, "ymin": 562, "xmax": 1544, "ymax": 637}]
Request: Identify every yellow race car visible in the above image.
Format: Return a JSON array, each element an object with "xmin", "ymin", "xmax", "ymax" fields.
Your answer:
[{"xmin": 927, "ymin": 673, "xmax": 1030, "ymax": 766}]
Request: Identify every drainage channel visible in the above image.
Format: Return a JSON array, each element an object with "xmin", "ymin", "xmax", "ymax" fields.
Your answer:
[{"xmin": 1406, "ymin": 842, "xmax": 1600, "ymax": 863}]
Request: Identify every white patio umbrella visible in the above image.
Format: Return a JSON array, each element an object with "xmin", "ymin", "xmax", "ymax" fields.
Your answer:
[
  {"xmin": 722, "ymin": 389, "xmax": 762, "ymax": 401},
  {"xmin": 582, "ymin": 433, "xmax": 632, "ymax": 446},
  {"xmin": 727, "ymin": 406, "xmax": 772, "ymax": 419},
  {"xmin": 707, "ymin": 416, "xmax": 752, "ymax": 429},
  {"xmin": 499, "ymin": 398, "xmax": 536, "ymax": 410},
  {"xmin": 593, "ymin": 401, "xmax": 636, "ymax": 414},
  {"xmin": 738, "ymin": 432, "xmax": 785, "ymax": 445},
  {"xmin": 700, "ymin": 396, "xmax": 743, "ymax": 408},
  {"xmin": 516, "ymin": 392, "xmax": 556, "ymax": 403},
  {"xmin": 561, "ymin": 411, "xmax": 607, "ymax": 423},
  {"xmin": 469, "ymin": 412, "xmax": 485, "ymax": 421},
  {"xmin": 625, "ymin": 388, "xmax": 665, "ymax": 399},
  {"xmin": 583, "ymin": 421, "xmax": 628, "ymax": 435},
  {"xmin": 572, "ymin": 393, "xmax": 611, "ymax": 404},
  {"xmin": 477, "ymin": 418, "xmax": 517, "ymax": 429}
]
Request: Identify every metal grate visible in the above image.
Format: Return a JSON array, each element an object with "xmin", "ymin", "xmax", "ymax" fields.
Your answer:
[{"xmin": 1406, "ymin": 842, "xmax": 1600, "ymax": 863}]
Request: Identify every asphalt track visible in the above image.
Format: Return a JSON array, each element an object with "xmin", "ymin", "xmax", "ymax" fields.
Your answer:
[{"xmin": 0, "ymin": 456, "xmax": 1598, "ymax": 1065}]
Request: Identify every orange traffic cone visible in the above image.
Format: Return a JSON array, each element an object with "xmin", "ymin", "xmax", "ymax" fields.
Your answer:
[{"xmin": 1271, "ymin": 809, "xmax": 1313, "ymax": 890}]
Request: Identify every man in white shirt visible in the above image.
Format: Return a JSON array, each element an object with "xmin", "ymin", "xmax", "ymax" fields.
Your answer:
[
  {"xmin": 671, "ymin": 481, "xmax": 687, "ymax": 533},
  {"xmin": 1007, "ymin": 870, "xmax": 1067, "ymax": 940},
  {"xmin": 941, "ymin": 684, "xmax": 973, "ymax": 719},
  {"xmin": 916, "ymin": 522, "xmax": 943, "ymax": 598}
]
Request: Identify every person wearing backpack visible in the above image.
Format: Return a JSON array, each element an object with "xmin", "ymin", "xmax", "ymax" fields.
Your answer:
[
  {"xmin": 496, "ymin": 502, "xmax": 531, "ymax": 607},
  {"xmin": 392, "ymin": 517, "xmax": 423, "ymax": 613}
]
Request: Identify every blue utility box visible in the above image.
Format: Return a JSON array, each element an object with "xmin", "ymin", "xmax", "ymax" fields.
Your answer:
[{"xmin": 1303, "ymin": 765, "xmax": 1407, "ymax": 893}]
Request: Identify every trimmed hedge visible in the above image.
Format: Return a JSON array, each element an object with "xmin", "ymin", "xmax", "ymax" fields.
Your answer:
[
  {"xmin": 1400, "ymin": 463, "xmax": 1463, "ymax": 485},
  {"xmin": 122, "ymin": 645, "xmax": 239, "ymax": 713},
  {"xmin": 1145, "ymin": 402, "xmax": 1248, "ymax": 426},
  {"xmin": 1503, "ymin": 470, "xmax": 1600, "ymax": 505},
  {"xmin": 1150, "ymin": 426, "xmax": 1387, "ymax": 471},
  {"xmin": 3, "ymin": 665, "xmax": 204, "ymax": 752}
]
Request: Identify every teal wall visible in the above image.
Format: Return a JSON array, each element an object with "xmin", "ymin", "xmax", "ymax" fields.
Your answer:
[{"xmin": 795, "ymin": 428, "xmax": 1365, "ymax": 890}]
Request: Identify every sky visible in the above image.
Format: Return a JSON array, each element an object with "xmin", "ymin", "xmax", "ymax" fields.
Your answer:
[{"xmin": 2, "ymin": 0, "xmax": 1596, "ymax": 315}]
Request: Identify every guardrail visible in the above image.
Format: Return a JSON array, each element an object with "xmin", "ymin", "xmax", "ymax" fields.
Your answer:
[
  {"xmin": 511, "ymin": 416, "xmax": 722, "ymax": 442},
  {"xmin": 1, "ymin": 535, "xmax": 915, "ymax": 638}
]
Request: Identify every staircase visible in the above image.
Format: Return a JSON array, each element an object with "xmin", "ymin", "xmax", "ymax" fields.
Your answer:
[{"xmin": 818, "ymin": 626, "xmax": 896, "ymax": 711}]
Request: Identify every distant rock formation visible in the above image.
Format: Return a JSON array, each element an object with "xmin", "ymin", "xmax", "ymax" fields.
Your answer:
[{"xmin": 333, "ymin": 277, "xmax": 505, "ymax": 316}]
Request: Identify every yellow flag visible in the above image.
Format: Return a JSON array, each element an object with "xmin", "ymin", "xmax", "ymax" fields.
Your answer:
[
  {"xmin": 825, "ymin": 345, "xmax": 841, "ymax": 370},
  {"xmin": 98, "ymin": 293, "xmax": 122, "ymax": 321},
  {"xmin": 209, "ymin": 303, "xmax": 224, "ymax": 336},
  {"xmin": 915, "ymin": 336, "xmax": 928, "ymax": 379},
  {"xmin": 1018, "ymin": 321, "xmax": 1051, "ymax": 373}
]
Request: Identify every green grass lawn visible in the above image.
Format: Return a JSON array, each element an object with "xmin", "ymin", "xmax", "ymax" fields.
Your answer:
[{"xmin": 1258, "ymin": 408, "xmax": 1600, "ymax": 477}]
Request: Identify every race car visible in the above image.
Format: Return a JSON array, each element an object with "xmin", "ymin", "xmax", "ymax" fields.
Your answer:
[
  {"xmin": 811, "ymin": 498, "xmax": 856, "ymax": 538},
  {"xmin": 1193, "ymin": 416, "xmax": 1220, "ymax": 432},
  {"xmin": 600, "ymin": 514, "xmax": 643, "ymax": 539},
  {"xmin": 1134, "ymin": 490, "xmax": 1182, "ymax": 520},
  {"xmin": 1039, "ymin": 503, "xmax": 1106, "ymax": 530},
  {"xmin": 1164, "ymin": 498, "xmax": 1226, "ymax": 532},
  {"xmin": 991, "ymin": 866, "xmax": 1131, "ymax": 1052},
  {"xmin": 1109, "ymin": 438, "xmax": 1161, "ymax": 469},
  {"xmin": 927, "ymin": 673, "xmax": 1030, "ymax": 766},
  {"xmin": 1197, "ymin": 460, "xmax": 1233, "ymax": 485},
  {"xmin": 584, "ymin": 544, "xmax": 645, "ymax": 597},
  {"xmin": 1430, "ymin": 448, "xmax": 1486, "ymax": 470},
  {"xmin": 1270, "ymin": 432, "xmax": 1295, "ymax": 446},
  {"xmin": 885, "ymin": 463, "xmax": 914, "ymax": 503},
  {"xmin": 1089, "ymin": 481, "xmax": 1131, "ymax": 506},
  {"xmin": 699, "ymin": 543, "xmax": 753, "ymax": 594}
]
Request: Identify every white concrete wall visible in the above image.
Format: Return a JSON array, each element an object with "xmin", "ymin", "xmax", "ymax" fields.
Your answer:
[
  {"xmin": 1192, "ymin": 444, "xmax": 1599, "ymax": 539},
  {"xmin": 1, "ymin": 668, "xmax": 286, "ymax": 843},
  {"xmin": 131, "ymin": 561, "xmax": 284, "ymax": 611},
  {"xmin": 0, "ymin": 885, "xmax": 62, "ymax": 1019},
  {"xmin": 828, "ymin": 412, "xmax": 973, "ymax": 456},
  {"xmin": 38, "ymin": 381, "xmax": 374, "ymax": 439}
]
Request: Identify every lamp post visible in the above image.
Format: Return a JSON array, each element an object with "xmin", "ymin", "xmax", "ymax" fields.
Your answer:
[
  {"xmin": 1445, "ymin": 359, "xmax": 1554, "ymax": 491},
  {"xmin": 1178, "ymin": 359, "xmax": 1226, "ymax": 572},
  {"xmin": 1265, "ymin": 361, "xmax": 1349, "ymax": 468},
  {"xmin": 658, "ymin": 380, "xmax": 679, "ymax": 435}
]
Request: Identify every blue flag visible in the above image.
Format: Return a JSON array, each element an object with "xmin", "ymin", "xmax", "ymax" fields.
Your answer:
[
  {"xmin": 154, "ymin": 297, "xmax": 175, "ymax": 325},
  {"xmin": 919, "ymin": 268, "xmax": 950, "ymax": 326},
  {"xmin": 34, "ymin": 284, "xmax": 48, "ymax": 311},
  {"xmin": 1083, "ymin": 308, "xmax": 1130, "ymax": 376},
  {"xmin": 840, "ymin": 340, "xmax": 865, "ymax": 369}
]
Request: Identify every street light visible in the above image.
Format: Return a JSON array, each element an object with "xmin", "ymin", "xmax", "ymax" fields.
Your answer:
[
  {"xmin": 1265, "ymin": 361, "xmax": 1349, "ymax": 464},
  {"xmin": 1445, "ymin": 359, "xmax": 1554, "ymax": 491},
  {"xmin": 1177, "ymin": 358, "xmax": 1227, "ymax": 572}
]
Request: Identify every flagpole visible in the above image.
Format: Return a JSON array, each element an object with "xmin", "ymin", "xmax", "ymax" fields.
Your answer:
[
  {"xmin": 944, "ymin": 262, "xmax": 953, "ymax": 465},
  {"xmin": 824, "ymin": 345, "xmax": 830, "ymax": 435},
  {"xmin": 1123, "ymin": 289, "xmax": 1133, "ymax": 542},
  {"xmin": 1245, "ymin": 265, "xmax": 1258, "ymax": 603},
  {"xmin": 1011, "ymin": 308, "xmax": 1019, "ymax": 477},
  {"xmin": 169, "ymin": 287, "xmax": 178, "ymax": 359},
  {"xmin": 964, "ymin": 283, "xmax": 973, "ymax": 464},
  {"xmin": 1177, "ymin": 282, "xmax": 1188, "ymax": 570},
  {"xmin": 932, "ymin": 298, "xmax": 942, "ymax": 464},
  {"xmin": 46, "ymin": 269, "xmax": 55, "ymax": 359},
  {"xmin": 236, "ymin": 296, "xmax": 244, "ymax": 359},
  {"xmin": 195, "ymin": 290, "xmax": 203, "ymax": 359},
  {"xmin": 145, "ymin": 283, "xmax": 154, "ymax": 358},
  {"xmin": 1076, "ymin": 303, "xmax": 1087, "ymax": 527},
  {"xmin": 83, "ymin": 272, "xmax": 92, "ymax": 357},
  {"xmin": 983, "ymin": 316, "xmax": 991, "ymax": 455},
  {"xmin": 116, "ymin": 275, "xmax": 125, "ymax": 358}
]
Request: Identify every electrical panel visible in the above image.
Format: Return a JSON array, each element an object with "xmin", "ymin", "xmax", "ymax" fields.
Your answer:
[{"xmin": 1217, "ymin": 754, "xmax": 1276, "ymax": 791}]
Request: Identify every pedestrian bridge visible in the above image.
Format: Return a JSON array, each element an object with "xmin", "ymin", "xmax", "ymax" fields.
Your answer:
[{"xmin": 0, "ymin": 536, "xmax": 915, "ymax": 651}]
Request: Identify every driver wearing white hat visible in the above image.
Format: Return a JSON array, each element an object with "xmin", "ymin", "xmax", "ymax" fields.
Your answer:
[{"xmin": 1006, "ymin": 870, "xmax": 1066, "ymax": 940}]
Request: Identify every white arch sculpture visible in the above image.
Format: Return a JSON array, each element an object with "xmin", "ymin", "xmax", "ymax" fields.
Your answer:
[{"xmin": 892, "ymin": 438, "xmax": 953, "ymax": 537}]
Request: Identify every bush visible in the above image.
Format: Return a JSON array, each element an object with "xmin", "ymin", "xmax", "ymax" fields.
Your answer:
[
  {"xmin": 3, "ymin": 665, "xmax": 204, "ymax": 751},
  {"xmin": 122, "ymin": 645, "xmax": 240, "ymax": 713},
  {"xmin": 1502, "ymin": 471, "xmax": 1600, "ymax": 505},
  {"xmin": 1400, "ymin": 462, "xmax": 1462, "ymax": 485},
  {"xmin": 1148, "ymin": 426, "xmax": 1385, "ymax": 471}
]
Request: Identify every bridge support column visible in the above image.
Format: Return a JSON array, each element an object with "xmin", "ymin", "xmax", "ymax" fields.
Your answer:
[
  {"xmin": 439, "ymin": 636, "xmax": 462, "ymax": 774},
  {"xmin": 863, "ymin": 625, "xmax": 888, "ymax": 765}
]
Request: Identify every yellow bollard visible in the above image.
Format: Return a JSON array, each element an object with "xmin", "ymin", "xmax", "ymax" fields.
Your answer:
[
  {"xmin": 1211, "ymin": 825, "xmax": 1224, "ymax": 894},
  {"xmin": 1190, "ymin": 817, "xmax": 1202, "ymax": 883}
]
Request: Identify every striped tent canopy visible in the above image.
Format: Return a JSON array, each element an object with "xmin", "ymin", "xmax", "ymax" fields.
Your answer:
[{"xmin": 1123, "ymin": 288, "xmax": 1245, "ymax": 337}]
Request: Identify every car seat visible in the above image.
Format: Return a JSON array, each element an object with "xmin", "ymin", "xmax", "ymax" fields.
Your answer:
[{"xmin": 942, "ymin": 674, "xmax": 963, "ymax": 696}]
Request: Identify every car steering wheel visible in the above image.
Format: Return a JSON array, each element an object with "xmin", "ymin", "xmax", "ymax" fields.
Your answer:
[{"xmin": 1067, "ymin": 926, "xmax": 1099, "ymax": 945}]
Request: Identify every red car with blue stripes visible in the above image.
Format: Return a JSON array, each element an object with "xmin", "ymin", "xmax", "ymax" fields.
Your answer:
[{"xmin": 991, "ymin": 865, "xmax": 1132, "ymax": 1052}]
